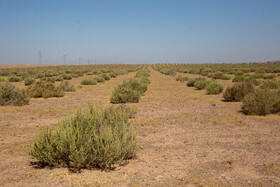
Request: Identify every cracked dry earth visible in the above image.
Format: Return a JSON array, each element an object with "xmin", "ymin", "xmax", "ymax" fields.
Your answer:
[{"xmin": 1, "ymin": 69, "xmax": 280, "ymax": 186}]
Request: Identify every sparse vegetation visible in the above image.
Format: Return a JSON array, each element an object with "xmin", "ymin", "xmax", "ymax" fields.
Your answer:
[
  {"xmin": 59, "ymin": 81, "xmax": 76, "ymax": 92},
  {"xmin": 205, "ymin": 82, "xmax": 223, "ymax": 94}
]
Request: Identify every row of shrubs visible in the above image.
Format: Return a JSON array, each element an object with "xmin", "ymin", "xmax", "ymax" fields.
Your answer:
[
  {"xmin": 0, "ymin": 80, "xmax": 76, "ymax": 106},
  {"xmin": 80, "ymin": 73, "xmax": 111, "ymax": 85},
  {"xmin": 186, "ymin": 77, "xmax": 224, "ymax": 95},
  {"xmin": 110, "ymin": 69, "xmax": 151, "ymax": 104}
]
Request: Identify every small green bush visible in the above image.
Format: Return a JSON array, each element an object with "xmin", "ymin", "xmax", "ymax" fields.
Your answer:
[
  {"xmin": 54, "ymin": 76, "xmax": 64, "ymax": 82},
  {"xmin": 109, "ymin": 72, "xmax": 117, "ymax": 78},
  {"xmin": 94, "ymin": 76, "xmax": 105, "ymax": 83},
  {"xmin": 176, "ymin": 75, "xmax": 188, "ymax": 82},
  {"xmin": 260, "ymin": 80, "xmax": 280, "ymax": 89},
  {"xmin": 264, "ymin": 74, "xmax": 276, "ymax": 80},
  {"xmin": 81, "ymin": 77, "xmax": 97, "ymax": 85},
  {"xmin": 27, "ymin": 81, "xmax": 65, "ymax": 99},
  {"xmin": 232, "ymin": 76, "xmax": 245, "ymax": 82},
  {"xmin": 0, "ymin": 82, "xmax": 30, "ymax": 106},
  {"xmin": 62, "ymin": 74, "xmax": 72, "ymax": 80},
  {"xmin": 111, "ymin": 85, "xmax": 141, "ymax": 104},
  {"xmin": 59, "ymin": 81, "xmax": 76, "ymax": 92},
  {"xmin": 212, "ymin": 72, "xmax": 224, "ymax": 79},
  {"xmin": 205, "ymin": 82, "xmax": 223, "ymax": 94},
  {"xmin": 30, "ymin": 104, "xmax": 137, "ymax": 170},
  {"xmin": 0, "ymin": 77, "xmax": 6, "ymax": 82},
  {"xmin": 24, "ymin": 77, "xmax": 35, "ymax": 86},
  {"xmin": 241, "ymin": 89, "xmax": 280, "ymax": 115},
  {"xmin": 100, "ymin": 74, "xmax": 110, "ymax": 80},
  {"xmin": 187, "ymin": 77, "xmax": 205, "ymax": 87},
  {"xmin": 234, "ymin": 70, "xmax": 245, "ymax": 76},
  {"xmin": 194, "ymin": 80, "xmax": 211, "ymax": 90},
  {"xmin": 251, "ymin": 73, "xmax": 264, "ymax": 79},
  {"xmin": 223, "ymin": 81, "xmax": 255, "ymax": 102},
  {"xmin": 220, "ymin": 75, "xmax": 231, "ymax": 80},
  {"xmin": 8, "ymin": 76, "xmax": 22, "ymax": 82}
]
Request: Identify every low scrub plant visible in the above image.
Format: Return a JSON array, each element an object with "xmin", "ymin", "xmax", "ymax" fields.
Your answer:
[
  {"xmin": 27, "ymin": 81, "xmax": 65, "ymax": 98},
  {"xmin": 264, "ymin": 74, "xmax": 276, "ymax": 80},
  {"xmin": 194, "ymin": 80, "xmax": 211, "ymax": 90},
  {"xmin": 220, "ymin": 75, "xmax": 231, "ymax": 80},
  {"xmin": 241, "ymin": 89, "xmax": 280, "ymax": 115},
  {"xmin": 62, "ymin": 74, "xmax": 72, "ymax": 80},
  {"xmin": 187, "ymin": 77, "xmax": 205, "ymax": 87},
  {"xmin": 176, "ymin": 75, "xmax": 188, "ymax": 82},
  {"xmin": 205, "ymin": 82, "xmax": 223, "ymax": 94},
  {"xmin": 30, "ymin": 104, "xmax": 137, "ymax": 170},
  {"xmin": 24, "ymin": 77, "xmax": 35, "ymax": 86},
  {"xmin": 232, "ymin": 76, "xmax": 245, "ymax": 82},
  {"xmin": 8, "ymin": 75, "xmax": 22, "ymax": 82},
  {"xmin": 59, "ymin": 81, "xmax": 76, "ymax": 92},
  {"xmin": 260, "ymin": 80, "xmax": 280, "ymax": 89},
  {"xmin": 211, "ymin": 72, "xmax": 224, "ymax": 79},
  {"xmin": 0, "ymin": 77, "xmax": 6, "ymax": 82},
  {"xmin": 223, "ymin": 81, "xmax": 255, "ymax": 101},
  {"xmin": 0, "ymin": 82, "xmax": 29, "ymax": 106},
  {"xmin": 94, "ymin": 76, "xmax": 105, "ymax": 83},
  {"xmin": 101, "ymin": 74, "xmax": 110, "ymax": 80},
  {"xmin": 251, "ymin": 73, "xmax": 264, "ymax": 79},
  {"xmin": 81, "ymin": 77, "xmax": 97, "ymax": 85},
  {"xmin": 111, "ymin": 85, "xmax": 141, "ymax": 104}
]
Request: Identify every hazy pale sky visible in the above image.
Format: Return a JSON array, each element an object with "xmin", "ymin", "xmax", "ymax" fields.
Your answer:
[{"xmin": 0, "ymin": 0, "xmax": 280, "ymax": 65}]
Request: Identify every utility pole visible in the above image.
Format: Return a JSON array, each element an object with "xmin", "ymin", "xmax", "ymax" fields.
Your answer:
[
  {"xmin": 94, "ymin": 59, "xmax": 97, "ymax": 65},
  {"xmin": 88, "ymin": 59, "xmax": 90, "ymax": 65},
  {"xmin": 38, "ymin": 50, "xmax": 42, "ymax": 65},
  {"xmin": 64, "ymin": 55, "xmax": 66, "ymax": 65},
  {"xmin": 79, "ymin": 57, "xmax": 81, "ymax": 65}
]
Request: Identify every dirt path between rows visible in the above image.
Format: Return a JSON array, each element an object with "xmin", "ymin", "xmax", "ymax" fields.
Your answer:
[{"xmin": 1, "ymin": 69, "xmax": 280, "ymax": 186}]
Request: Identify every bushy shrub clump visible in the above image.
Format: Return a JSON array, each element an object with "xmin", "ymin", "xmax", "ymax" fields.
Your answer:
[
  {"xmin": 30, "ymin": 104, "xmax": 137, "ymax": 170},
  {"xmin": 234, "ymin": 70, "xmax": 245, "ymax": 76},
  {"xmin": 135, "ymin": 70, "xmax": 150, "ymax": 78},
  {"xmin": 101, "ymin": 74, "xmax": 110, "ymax": 80},
  {"xmin": 111, "ymin": 70, "xmax": 150, "ymax": 104},
  {"xmin": 264, "ymin": 74, "xmax": 276, "ymax": 80},
  {"xmin": 0, "ymin": 77, "xmax": 6, "ymax": 82},
  {"xmin": 205, "ymin": 82, "xmax": 223, "ymax": 94},
  {"xmin": 0, "ymin": 82, "xmax": 30, "ymax": 106},
  {"xmin": 186, "ymin": 77, "xmax": 205, "ymax": 87},
  {"xmin": 221, "ymin": 75, "xmax": 231, "ymax": 80},
  {"xmin": 211, "ymin": 72, "xmax": 224, "ymax": 79},
  {"xmin": 241, "ymin": 89, "xmax": 280, "ymax": 115},
  {"xmin": 59, "ymin": 81, "xmax": 76, "ymax": 92},
  {"xmin": 194, "ymin": 80, "xmax": 211, "ymax": 90},
  {"xmin": 8, "ymin": 76, "xmax": 22, "ymax": 82},
  {"xmin": 24, "ymin": 77, "xmax": 35, "ymax": 86},
  {"xmin": 260, "ymin": 80, "xmax": 280, "ymax": 89},
  {"xmin": 62, "ymin": 74, "xmax": 72, "ymax": 80},
  {"xmin": 27, "ymin": 81, "xmax": 65, "ymax": 98},
  {"xmin": 176, "ymin": 75, "xmax": 189, "ymax": 82},
  {"xmin": 251, "ymin": 73, "xmax": 264, "ymax": 79},
  {"xmin": 80, "ymin": 77, "xmax": 97, "ymax": 85},
  {"xmin": 223, "ymin": 81, "xmax": 255, "ymax": 101},
  {"xmin": 232, "ymin": 76, "xmax": 245, "ymax": 82},
  {"xmin": 109, "ymin": 72, "xmax": 117, "ymax": 78},
  {"xmin": 94, "ymin": 75, "xmax": 105, "ymax": 83}
]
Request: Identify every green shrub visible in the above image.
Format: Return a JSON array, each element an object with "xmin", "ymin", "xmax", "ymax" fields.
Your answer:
[
  {"xmin": 62, "ymin": 74, "xmax": 72, "ymax": 80},
  {"xmin": 194, "ymin": 80, "xmax": 211, "ymax": 90},
  {"xmin": 109, "ymin": 72, "xmax": 117, "ymax": 78},
  {"xmin": 245, "ymin": 77, "xmax": 261, "ymax": 86},
  {"xmin": 80, "ymin": 77, "xmax": 97, "ymax": 85},
  {"xmin": 221, "ymin": 75, "xmax": 231, "ymax": 80},
  {"xmin": 0, "ymin": 77, "xmax": 6, "ymax": 82},
  {"xmin": 8, "ymin": 76, "xmax": 22, "ymax": 82},
  {"xmin": 100, "ymin": 73, "xmax": 110, "ymax": 80},
  {"xmin": 234, "ymin": 70, "xmax": 245, "ymax": 76},
  {"xmin": 27, "ymin": 81, "xmax": 65, "ymax": 98},
  {"xmin": 223, "ymin": 81, "xmax": 255, "ymax": 102},
  {"xmin": 176, "ymin": 75, "xmax": 188, "ymax": 82},
  {"xmin": 260, "ymin": 80, "xmax": 280, "ymax": 89},
  {"xmin": 264, "ymin": 74, "xmax": 276, "ymax": 80},
  {"xmin": 24, "ymin": 77, "xmax": 35, "ymax": 86},
  {"xmin": 30, "ymin": 104, "xmax": 137, "ymax": 170},
  {"xmin": 186, "ymin": 77, "xmax": 205, "ymax": 87},
  {"xmin": 205, "ymin": 82, "xmax": 223, "ymax": 94},
  {"xmin": 241, "ymin": 89, "xmax": 280, "ymax": 115},
  {"xmin": 94, "ymin": 76, "xmax": 105, "ymax": 83},
  {"xmin": 0, "ymin": 82, "xmax": 30, "ymax": 106},
  {"xmin": 124, "ymin": 78, "xmax": 148, "ymax": 95},
  {"xmin": 54, "ymin": 76, "xmax": 64, "ymax": 82},
  {"xmin": 232, "ymin": 76, "xmax": 245, "ymax": 82},
  {"xmin": 212, "ymin": 72, "xmax": 224, "ymax": 79},
  {"xmin": 111, "ymin": 85, "xmax": 141, "ymax": 104},
  {"xmin": 59, "ymin": 81, "xmax": 76, "ymax": 92},
  {"xmin": 251, "ymin": 73, "xmax": 264, "ymax": 79}
]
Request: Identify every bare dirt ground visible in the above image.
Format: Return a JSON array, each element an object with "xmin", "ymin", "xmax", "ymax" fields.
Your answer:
[{"xmin": 1, "ymin": 68, "xmax": 280, "ymax": 186}]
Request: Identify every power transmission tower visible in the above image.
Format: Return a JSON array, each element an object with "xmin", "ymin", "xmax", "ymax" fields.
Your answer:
[{"xmin": 38, "ymin": 50, "xmax": 42, "ymax": 65}]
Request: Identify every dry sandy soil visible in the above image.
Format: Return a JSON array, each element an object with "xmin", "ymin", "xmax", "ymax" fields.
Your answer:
[{"xmin": 0, "ymin": 68, "xmax": 280, "ymax": 186}]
